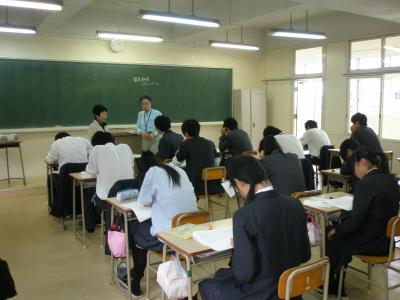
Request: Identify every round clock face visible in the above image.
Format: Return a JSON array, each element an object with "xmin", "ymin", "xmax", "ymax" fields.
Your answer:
[{"xmin": 110, "ymin": 39, "xmax": 125, "ymax": 52}]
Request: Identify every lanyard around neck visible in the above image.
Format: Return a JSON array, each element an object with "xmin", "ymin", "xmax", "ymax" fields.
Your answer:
[{"xmin": 144, "ymin": 109, "xmax": 152, "ymax": 132}]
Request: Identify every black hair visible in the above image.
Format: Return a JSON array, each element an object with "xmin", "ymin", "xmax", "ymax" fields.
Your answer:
[
  {"xmin": 227, "ymin": 156, "xmax": 266, "ymax": 200},
  {"xmin": 223, "ymin": 117, "xmax": 238, "ymax": 130},
  {"xmin": 154, "ymin": 115, "xmax": 171, "ymax": 132},
  {"xmin": 351, "ymin": 113, "xmax": 367, "ymax": 127},
  {"xmin": 140, "ymin": 95, "xmax": 152, "ymax": 103},
  {"xmin": 91, "ymin": 131, "xmax": 114, "ymax": 146},
  {"xmin": 263, "ymin": 126, "xmax": 282, "ymax": 137},
  {"xmin": 181, "ymin": 119, "xmax": 200, "ymax": 137},
  {"xmin": 353, "ymin": 146, "xmax": 389, "ymax": 174},
  {"xmin": 92, "ymin": 104, "xmax": 108, "ymax": 116},
  {"xmin": 305, "ymin": 120, "xmax": 318, "ymax": 129},
  {"xmin": 339, "ymin": 138, "xmax": 360, "ymax": 161},
  {"xmin": 263, "ymin": 135, "xmax": 284, "ymax": 156},
  {"xmin": 54, "ymin": 131, "xmax": 70, "ymax": 141},
  {"xmin": 138, "ymin": 151, "xmax": 181, "ymax": 187}
]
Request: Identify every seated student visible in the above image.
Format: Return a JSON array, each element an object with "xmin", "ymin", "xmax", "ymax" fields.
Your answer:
[
  {"xmin": 197, "ymin": 156, "xmax": 311, "ymax": 300},
  {"xmin": 350, "ymin": 112, "xmax": 382, "ymax": 152},
  {"xmin": 327, "ymin": 147, "xmax": 399, "ymax": 295},
  {"xmin": 154, "ymin": 115, "xmax": 183, "ymax": 161},
  {"xmin": 175, "ymin": 119, "xmax": 222, "ymax": 195},
  {"xmin": 87, "ymin": 104, "xmax": 109, "ymax": 141},
  {"xmin": 261, "ymin": 135, "xmax": 306, "ymax": 196},
  {"xmin": 84, "ymin": 131, "xmax": 134, "ymax": 232},
  {"xmin": 128, "ymin": 151, "xmax": 197, "ymax": 296},
  {"xmin": 339, "ymin": 138, "xmax": 360, "ymax": 175},
  {"xmin": 219, "ymin": 117, "xmax": 252, "ymax": 162},
  {"xmin": 46, "ymin": 131, "xmax": 92, "ymax": 170},
  {"xmin": 258, "ymin": 125, "xmax": 282, "ymax": 159},
  {"xmin": 300, "ymin": 120, "xmax": 331, "ymax": 164}
]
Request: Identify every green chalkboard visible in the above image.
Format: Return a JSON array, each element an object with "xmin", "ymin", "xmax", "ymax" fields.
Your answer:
[{"xmin": 0, "ymin": 59, "xmax": 232, "ymax": 129}]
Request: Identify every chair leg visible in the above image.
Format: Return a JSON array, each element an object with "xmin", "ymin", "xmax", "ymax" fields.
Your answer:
[
  {"xmin": 146, "ymin": 251, "xmax": 151, "ymax": 300},
  {"xmin": 225, "ymin": 197, "xmax": 230, "ymax": 219},
  {"xmin": 378, "ymin": 264, "xmax": 389, "ymax": 300},
  {"xmin": 100, "ymin": 210, "xmax": 105, "ymax": 248},
  {"xmin": 337, "ymin": 267, "xmax": 344, "ymax": 300}
]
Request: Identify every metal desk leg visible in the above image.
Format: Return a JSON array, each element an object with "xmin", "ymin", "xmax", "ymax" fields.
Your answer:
[
  {"xmin": 185, "ymin": 255, "xmax": 193, "ymax": 300},
  {"xmin": 160, "ymin": 243, "xmax": 168, "ymax": 300},
  {"xmin": 320, "ymin": 213, "xmax": 327, "ymax": 257},
  {"xmin": 110, "ymin": 206, "xmax": 115, "ymax": 285},
  {"xmin": 73, "ymin": 178, "xmax": 76, "ymax": 238},
  {"xmin": 18, "ymin": 145, "xmax": 26, "ymax": 185},
  {"xmin": 124, "ymin": 212, "xmax": 132, "ymax": 300},
  {"xmin": 5, "ymin": 147, "xmax": 10, "ymax": 184},
  {"xmin": 80, "ymin": 182, "xmax": 87, "ymax": 249}
]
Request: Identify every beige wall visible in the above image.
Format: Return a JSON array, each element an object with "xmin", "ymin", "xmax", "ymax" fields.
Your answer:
[{"xmin": 0, "ymin": 35, "xmax": 263, "ymax": 181}]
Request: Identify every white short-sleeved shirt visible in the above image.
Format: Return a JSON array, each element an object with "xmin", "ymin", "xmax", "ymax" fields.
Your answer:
[
  {"xmin": 46, "ymin": 136, "xmax": 92, "ymax": 170},
  {"xmin": 300, "ymin": 128, "xmax": 331, "ymax": 157},
  {"xmin": 138, "ymin": 163, "xmax": 198, "ymax": 236},
  {"xmin": 274, "ymin": 134, "xmax": 305, "ymax": 159},
  {"xmin": 85, "ymin": 143, "xmax": 134, "ymax": 200}
]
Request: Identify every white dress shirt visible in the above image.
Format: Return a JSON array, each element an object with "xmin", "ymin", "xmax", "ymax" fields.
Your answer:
[
  {"xmin": 274, "ymin": 134, "xmax": 305, "ymax": 159},
  {"xmin": 300, "ymin": 128, "xmax": 331, "ymax": 158},
  {"xmin": 85, "ymin": 143, "xmax": 134, "ymax": 200},
  {"xmin": 46, "ymin": 136, "xmax": 92, "ymax": 170},
  {"xmin": 138, "ymin": 163, "xmax": 198, "ymax": 236}
]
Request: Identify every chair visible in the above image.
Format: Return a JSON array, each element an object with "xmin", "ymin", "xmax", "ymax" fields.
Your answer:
[
  {"xmin": 278, "ymin": 257, "xmax": 330, "ymax": 300},
  {"xmin": 145, "ymin": 209, "xmax": 212, "ymax": 300},
  {"xmin": 384, "ymin": 151, "xmax": 393, "ymax": 172},
  {"xmin": 201, "ymin": 166, "xmax": 232, "ymax": 218},
  {"xmin": 241, "ymin": 150, "xmax": 258, "ymax": 157},
  {"xmin": 291, "ymin": 190, "xmax": 323, "ymax": 200},
  {"xmin": 337, "ymin": 216, "xmax": 400, "ymax": 300}
]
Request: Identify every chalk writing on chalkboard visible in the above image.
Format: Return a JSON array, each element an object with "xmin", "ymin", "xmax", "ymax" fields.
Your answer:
[{"xmin": 132, "ymin": 76, "xmax": 160, "ymax": 87}]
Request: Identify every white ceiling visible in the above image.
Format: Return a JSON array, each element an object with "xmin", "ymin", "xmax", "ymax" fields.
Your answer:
[{"xmin": 0, "ymin": 0, "xmax": 400, "ymax": 49}]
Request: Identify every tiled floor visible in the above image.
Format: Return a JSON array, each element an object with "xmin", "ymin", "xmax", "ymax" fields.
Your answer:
[{"xmin": 1, "ymin": 193, "xmax": 399, "ymax": 300}]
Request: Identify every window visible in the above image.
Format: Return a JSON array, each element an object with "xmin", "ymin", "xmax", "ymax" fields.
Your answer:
[
  {"xmin": 295, "ymin": 47, "xmax": 322, "ymax": 75},
  {"xmin": 348, "ymin": 35, "xmax": 400, "ymax": 140}
]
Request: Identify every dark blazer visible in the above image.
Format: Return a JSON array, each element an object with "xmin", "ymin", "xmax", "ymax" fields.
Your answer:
[
  {"xmin": 329, "ymin": 170, "xmax": 399, "ymax": 270},
  {"xmin": 158, "ymin": 130, "xmax": 183, "ymax": 160},
  {"xmin": 175, "ymin": 136, "xmax": 222, "ymax": 195},
  {"xmin": 0, "ymin": 258, "xmax": 17, "ymax": 299},
  {"xmin": 218, "ymin": 189, "xmax": 311, "ymax": 300},
  {"xmin": 352, "ymin": 126, "xmax": 383, "ymax": 152},
  {"xmin": 261, "ymin": 150, "xmax": 306, "ymax": 196},
  {"xmin": 219, "ymin": 129, "xmax": 253, "ymax": 156}
]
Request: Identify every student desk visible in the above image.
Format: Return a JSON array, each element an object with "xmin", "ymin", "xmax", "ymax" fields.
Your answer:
[
  {"xmin": 301, "ymin": 191, "xmax": 351, "ymax": 257},
  {"xmin": 0, "ymin": 140, "xmax": 26, "ymax": 185},
  {"xmin": 328, "ymin": 148, "xmax": 340, "ymax": 169},
  {"xmin": 157, "ymin": 218, "xmax": 233, "ymax": 300},
  {"xmin": 321, "ymin": 168, "xmax": 352, "ymax": 192},
  {"xmin": 106, "ymin": 197, "xmax": 138, "ymax": 300},
  {"xmin": 45, "ymin": 161, "xmax": 58, "ymax": 211},
  {"xmin": 69, "ymin": 172, "xmax": 96, "ymax": 248}
]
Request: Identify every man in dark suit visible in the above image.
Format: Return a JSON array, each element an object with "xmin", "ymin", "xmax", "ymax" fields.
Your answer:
[
  {"xmin": 154, "ymin": 115, "xmax": 183, "ymax": 160},
  {"xmin": 219, "ymin": 117, "xmax": 253, "ymax": 160},
  {"xmin": 350, "ymin": 113, "xmax": 383, "ymax": 152}
]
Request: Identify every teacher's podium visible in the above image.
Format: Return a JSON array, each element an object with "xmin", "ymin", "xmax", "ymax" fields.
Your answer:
[{"xmin": 112, "ymin": 131, "xmax": 142, "ymax": 153}]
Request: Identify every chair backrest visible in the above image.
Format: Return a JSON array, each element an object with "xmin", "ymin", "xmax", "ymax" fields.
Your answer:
[
  {"xmin": 278, "ymin": 257, "xmax": 330, "ymax": 300},
  {"xmin": 291, "ymin": 190, "xmax": 323, "ymax": 199},
  {"xmin": 201, "ymin": 166, "xmax": 226, "ymax": 181},
  {"xmin": 241, "ymin": 150, "xmax": 258, "ymax": 156},
  {"xmin": 384, "ymin": 151, "xmax": 393, "ymax": 171},
  {"xmin": 386, "ymin": 216, "xmax": 400, "ymax": 263},
  {"xmin": 172, "ymin": 209, "xmax": 212, "ymax": 227}
]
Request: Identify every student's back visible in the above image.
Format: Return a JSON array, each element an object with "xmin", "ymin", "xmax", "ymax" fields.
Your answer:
[
  {"xmin": 261, "ymin": 150, "xmax": 306, "ymax": 195},
  {"xmin": 352, "ymin": 126, "xmax": 383, "ymax": 152},
  {"xmin": 219, "ymin": 128, "xmax": 253, "ymax": 156},
  {"xmin": 158, "ymin": 130, "xmax": 183, "ymax": 160}
]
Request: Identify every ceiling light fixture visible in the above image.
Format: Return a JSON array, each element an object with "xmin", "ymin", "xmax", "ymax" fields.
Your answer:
[
  {"xmin": 270, "ymin": 11, "xmax": 326, "ymax": 40},
  {"xmin": 0, "ymin": 8, "xmax": 36, "ymax": 35},
  {"xmin": 139, "ymin": 0, "xmax": 219, "ymax": 28},
  {"xmin": 96, "ymin": 31, "xmax": 163, "ymax": 43},
  {"xmin": 0, "ymin": 0, "xmax": 63, "ymax": 11},
  {"xmin": 209, "ymin": 26, "xmax": 259, "ymax": 51}
]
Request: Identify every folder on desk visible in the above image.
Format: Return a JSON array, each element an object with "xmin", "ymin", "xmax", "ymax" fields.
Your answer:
[
  {"xmin": 192, "ymin": 227, "xmax": 233, "ymax": 251},
  {"xmin": 120, "ymin": 201, "xmax": 151, "ymax": 222},
  {"xmin": 166, "ymin": 223, "xmax": 210, "ymax": 240}
]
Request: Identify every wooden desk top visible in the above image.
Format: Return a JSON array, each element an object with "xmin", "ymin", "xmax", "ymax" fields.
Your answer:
[
  {"xmin": 0, "ymin": 140, "xmax": 21, "ymax": 148},
  {"xmin": 69, "ymin": 172, "xmax": 96, "ymax": 182},
  {"xmin": 105, "ymin": 197, "xmax": 138, "ymax": 213},
  {"xmin": 301, "ymin": 191, "xmax": 351, "ymax": 215},
  {"xmin": 112, "ymin": 131, "xmax": 136, "ymax": 137},
  {"xmin": 156, "ymin": 218, "xmax": 232, "ymax": 257},
  {"xmin": 321, "ymin": 168, "xmax": 352, "ymax": 178}
]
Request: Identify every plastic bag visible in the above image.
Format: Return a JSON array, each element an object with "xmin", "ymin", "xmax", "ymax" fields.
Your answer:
[
  {"xmin": 307, "ymin": 214, "xmax": 321, "ymax": 246},
  {"xmin": 108, "ymin": 224, "xmax": 126, "ymax": 258},
  {"xmin": 156, "ymin": 256, "xmax": 188, "ymax": 299}
]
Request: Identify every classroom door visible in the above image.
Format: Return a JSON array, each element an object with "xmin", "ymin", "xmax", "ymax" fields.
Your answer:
[
  {"xmin": 293, "ymin": 78, "xmax": 323, "ymax": 137},
  {"xmin": 249, "ymin": 90, "xmax": 267, "ymax": 147}
]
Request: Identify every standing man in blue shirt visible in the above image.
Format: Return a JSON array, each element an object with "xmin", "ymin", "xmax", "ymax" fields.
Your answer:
[{"xmin": 135, "ymin": 96, "xmax": 162, "ymax": 153}]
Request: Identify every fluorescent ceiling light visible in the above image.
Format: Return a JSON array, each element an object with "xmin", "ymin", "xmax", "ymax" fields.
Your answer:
[
  {"xmin": 0, "ymin": 0, "xmax": 63, "ymax": 11},
  {"xmin": 96, "ymin": 31, "xmax": 163, "ymax": 43},
  {"xmin": 270, "ymin": 28, "xmax": 326, "ymax": 40},
  {"xmin": 139, "ymin": 9, "xmax": 219, "ymax": 28},
  {"xmin": 384, "ymin": 45, "xmax": 400, "ymax": 53},
  {"xmin": 209, "ymin": 41, "xmax": 259, "ymax": 51},
  {"xmin": 0, "ymin": 23, "xmax": 36, "ymax": 34}
]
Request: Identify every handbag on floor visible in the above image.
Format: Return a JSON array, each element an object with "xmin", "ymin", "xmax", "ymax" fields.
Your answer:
[
  {"xmin": 108, "ymin": 216, "xmax": 126, "ymax": 258},
  {"xmin": 307, "ymin": 214, "xmax": 321, "ymax": 246},
  {"xmin": 156, "ymin": 256, "xmax": 188, "ymax": 299}
]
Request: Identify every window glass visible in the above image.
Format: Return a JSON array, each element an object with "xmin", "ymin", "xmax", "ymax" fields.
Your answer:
[
  {"xmin": 382, "ymin": 73, "xmax": 400, "ymax": 139},
  {"xmin": 295, "ymin": 47, "xmax": 323, "ymax": 74},
  {"xmin": 384, "ymin": 36, "xmax": 400, "ymax": 67},
  {"xmin": 350, "ymin": 39, "xmax": 381, "ymax": 70}
]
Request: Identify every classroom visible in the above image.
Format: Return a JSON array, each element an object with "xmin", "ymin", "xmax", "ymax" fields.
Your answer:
[{"xmin": 1, "ymin": 1, "xmax": 400, "ymax": 300}]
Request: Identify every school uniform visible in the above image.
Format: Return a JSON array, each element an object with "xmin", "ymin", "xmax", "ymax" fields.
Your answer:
[
  {"xmin": 274, "ymin": 134, "xmax": 305, "ymax": 159},
  {"xmin": 261, "ymin": 150, "xmax": 306, "ymax": 196},
  {"xmin": 175, "ymin": 136, "xmax": 222, "ymax": 195},
  {"xmin": 199, "ymin": 187, "xmax": 311, "ymax": 300},
  {"xmin": 157, "ymin": 130, "xmax": 183, "ymax": 160},
  {"xmin": 135, "ymin": 109, "xmax": 162, "ymax": 152},
  {"xmin": 87, "ymin": 120, "xmax": 109, "ymax": 141},
  {"xmin": 351, "ymin": 126, "xmax": 383, "ymax": 152},
  {"xmin": 300, "ymin": 128, "xmax": 331, "ymax": 159},
  {"xmin": 328, "ymin": 169, "xmax": 399, "ymax": 273},
  {"xmin": 219, "ymin": 129, "xmax": 253, "ymax": 156}
]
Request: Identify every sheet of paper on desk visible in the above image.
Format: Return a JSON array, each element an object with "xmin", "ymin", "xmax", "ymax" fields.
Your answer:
[
  {"xmin": 192, "ymin": 227, "xmax": 233, "ymax": 251},
  {"xmin": 303, "ymin": 197, "xmax": 333, "ymax": 208},
  {"xmin": 79, "ymin": 171, "xmax": 95, "ymax": 179},
  {"xmin": 221, "ymin": 181, "xmax": 236, "ymax": 198},
  {"xmin": 121, "ymin": 201, "xmax": 151, "ymax": 222},
  {"xmin": 323, "ymin": 196, "xmax": 353, "ymax": 211}
]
